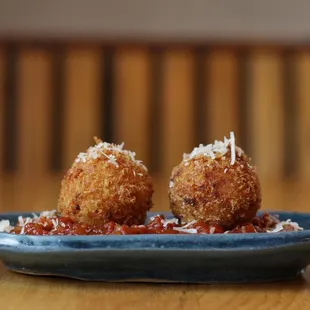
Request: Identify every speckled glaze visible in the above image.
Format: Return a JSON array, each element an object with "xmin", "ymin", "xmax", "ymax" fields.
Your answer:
[{"xmin": 1, "ymin": 211, "xmax": 310, "ymax": 283}]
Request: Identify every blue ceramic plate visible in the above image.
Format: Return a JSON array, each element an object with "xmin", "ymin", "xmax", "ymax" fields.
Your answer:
[{"xmin": 1, "ymin": 211, "xmax": 310, "ymax": 283}]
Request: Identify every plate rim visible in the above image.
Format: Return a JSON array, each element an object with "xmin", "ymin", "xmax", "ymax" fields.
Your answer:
[{"xmin": 1, "ymin": 211, "xmax": 310, "ymax": 252}]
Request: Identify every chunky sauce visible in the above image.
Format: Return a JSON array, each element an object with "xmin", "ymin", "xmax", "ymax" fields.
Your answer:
[{"xmin": 8, "ymin": 213, "xmax": 298, "ymax": 236}]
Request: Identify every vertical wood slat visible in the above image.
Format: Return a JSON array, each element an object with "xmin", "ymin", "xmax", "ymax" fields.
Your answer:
[
  {"xmin": 1, "ymin": 43, "xmax": 309, "ymax": 213},
  {"xmin": 295, "ymin": 52, "xmax": 310, "ymax": 181},
  {"xmin": 0, "ymin": 47, "xmax": 17, "ymax": 211},
  {"xmin": 50, "ymin": 49, "xmax": 65, "ymax": 172},
  {"xmin": 149, "ymin": 49, "xmax": 164, "ymax": 174},
  {"xmin": 248, "ymin": 50, "xmax": 284, "ymax": 181},
  {"xmin": 113, "ymin": 48, "xmax": 151, "ymax": 166},
  {"xmin": 13, "ymin": 48, "xmax": 53, "ymax": 211},
  {"xmin": 101, "ymin": 49, "xmax": 114, "ymax": 143},
  {"xmin": 17, "ymin": 49, "xmax": 52, "ymax": 175},
  {"xmin": 62, "ymin": 48, "xmax": 102, "ymax": 169},
  {"xmin": 206, "ymin": 50, "xmax": 240, "ymax": 142},
  {"xmin": 0, "ymin": 48, "xmax": 4, "ymax": 166},
  {"xmin": 161, "ymin": 49, "xmax": 195, "ymax": 178},
  {"xmin": 0, "ymin": 48, "xmax": 5, "ymax": 208}
]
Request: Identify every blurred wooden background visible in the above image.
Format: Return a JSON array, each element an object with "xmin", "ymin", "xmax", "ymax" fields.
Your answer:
[{"xmin": 0, "ymin": 42, "xmax": 310, "ymax": 213}]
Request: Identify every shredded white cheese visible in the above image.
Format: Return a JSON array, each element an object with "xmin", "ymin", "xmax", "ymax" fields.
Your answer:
[
  {"xmin": 18, "ymin": 216, "xmax": 24, "ymax": 226},
  {"xmin": 267, "ymin": 219, "xmax": 303, "ymax": 233},
  {"xmin": 149, "ymin": 215, "xmax": 180, "ymax": 228},
  {"xmin": 229, "ymin": 132, "xmax": 236, "ymax": 165},
  {"xmin": 32, "ymin": 212, "xmax": 39, "ymax": 219},
  {"xmin": 0, "ymin": 220, "xmax": 13, "ymax": 233},
  {"xmin": 75, "ymin": 141, "xmax": 147, "ymax": 170},
  {"xmin": 180, "ymin": 220, "xmax": 197, "ymax": 228},
  {"xmin": 0, "ymin": 210, "xmax": 61, "ymax": 234},
  {"xmin": 173, "ymin": 227, "xmax": 198, "ymax": 234},
  {"xmin": 41, "ymin": 210, "xmax": 57, "ymax": 218},
  {"xmin": 163, "ymin": 218, "xmax": 179, "ymax": 227},
  {"xmin": 19, "ymin": 217, "xmax": 32, "ymax": 234},
  {"xmin": 20, "ymin": 225, "xmax": 25, "ymax": 235},
  {"xmin": 51, "ymin": 218, "xmax": 59, "ymax": 231},
  {"xmin": 169, "ymin": 181, "xmax": 174, "ymax": 188},
  {"xmin": 183, "ymin": 132, "xmax": 243, "ymax": 165},
  {"xmin": 171, "ymin": 219, "xmax": 198, "ymax": 233},
  {"xmin": 149, "ymin": 214, "xmax": 161, "ymax": 222}
]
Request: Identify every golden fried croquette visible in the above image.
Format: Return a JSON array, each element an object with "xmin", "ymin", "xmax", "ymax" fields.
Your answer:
[
  {"xmin": 168, "ymin": 132, "xmax": 261, "ymax": 229},
  {"xmin": 58, "ymin": 138, "xmax": 153, "ymax": 226}
]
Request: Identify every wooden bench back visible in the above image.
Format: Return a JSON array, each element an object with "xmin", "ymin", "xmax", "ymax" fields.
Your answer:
[{"xmin": 1, "ymin": 43, "xmax": 309, "ymax": 211}]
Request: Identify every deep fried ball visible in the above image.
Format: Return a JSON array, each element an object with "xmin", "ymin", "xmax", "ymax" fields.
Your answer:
[
  {"xmin": 168, "ymin": 133, "xmax": 261, "ymax": 229},
  {"xmin": 58, "ymin": 139, "xmax": 154, "ymax": 226}
]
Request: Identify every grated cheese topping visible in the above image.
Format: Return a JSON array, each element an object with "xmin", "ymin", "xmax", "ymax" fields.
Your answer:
[
  {"xmin": 163, "ymin": 218, "xmax": 179, "ymax": 227},
  {"xmin": 0, "ymin": 212, "xmax": 305, "ymax": 235},
  {"xmin": 209, "ymin": 227, "xmax": 216, "ymax": 234},
  {"xmin": 149, "ymin": 215, "xmax": 199, "ymax": 232},
  {"xmin": 0, "ymin": 220, "xmax": 14, "ymax": 233},
  {"xmin": 0, "ymin": 210, "xmax": 59, "ymax": 234},
  {"xmin": 51, "ymin": 218, "xmax": 59, "ymax": 231},
  {"xmin": 183, "ymin": 132, "xmax": 243, "ymax": 165},
  {"xmin": 75, "ymin": 140, "xmax": 147, "ymax": 170},
  {"xmin": 180, "ymin": 220, "xmax": 197, "ymax": 228},
  {"xmin": 267, "ymin": 219, "xmax": 303, "ymax": 233},
  {"xmin": 172, "ymin": 220, "xmax": 198, "ymax": 233},
  {"xmin": 41, "ymin": 210, "xmax": 57, "ymax": 218},
  {"xmin": 173, "ymin": 227, "xmax": 198, "ymax": 234}
]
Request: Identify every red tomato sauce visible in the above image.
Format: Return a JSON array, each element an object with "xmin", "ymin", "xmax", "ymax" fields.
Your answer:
[{"xmin": 10, "ymin": 213, "xmax": 286, "ymax": 236}]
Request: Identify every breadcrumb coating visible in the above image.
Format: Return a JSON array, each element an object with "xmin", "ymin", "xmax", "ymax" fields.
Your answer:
[{"xmin": 58, "ymin": 140, "xmax": 154, "ymax": 226}]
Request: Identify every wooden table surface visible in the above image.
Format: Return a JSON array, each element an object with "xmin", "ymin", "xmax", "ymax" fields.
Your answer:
[
  {"xmin": 1, "ymin": 180, "xmax": 310, "ymax": 309},
  {"xmin": 0, "ymin": 263, "xmax": 310, "ymax": 310}
]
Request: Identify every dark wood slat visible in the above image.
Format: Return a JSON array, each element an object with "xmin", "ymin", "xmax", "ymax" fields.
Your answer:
[
  {"xmin": 283, "ymin": 51, "xmax": 298, "ymax": 178},
  {"xmin": 294, "ymin": 52, "xmax": 310, "ymax": 180},
  {"xmin": 205, "ymin": 49, "xmax": 240, "ymax": 143},
  {"xmin": 62, "ymin": 47, "xmax": 102, "ymax": 169},
  {"xmin": 3, "ymin": 45, "xmax": 18, "ymax": 172},
  {"xmin": 149, "ymin": 48, "xmax": 164, "ymax": 174},
  {"xmin": 50, "ymin": 47, "xmax": 65, "ymax": 172},
  {"xmin": 113, "ymin": 48, "xmax": 151, "ymax": 166},
  {"xmin": 102, "ymin": 48, "xmax": 115, "ymax": 143},
  {"xmin": 248, "ymin": 50, "xmax": 285, "ymax": 180},
  {"xmin": 161, "ymin": 49, "xmax": 196, "ymax": 177},
  {"xmin": 238, "ymin": 51, "xmax": 251, "ymax": 154},
  {"xmin": 0, "ymin": 47, "xmax": 5, "ymax": 172},
  {"xmin": 194, "ymin": 47, "xmax": 208, "ymax": 146}
]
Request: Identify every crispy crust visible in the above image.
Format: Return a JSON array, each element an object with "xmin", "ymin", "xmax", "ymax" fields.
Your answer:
[
  {"xmin": 168, "ymin": 151, "xmax": 261, "ymax": 229},
  {"xmin": 58, "ymin": 150, "xmax": 154, "ymax": 226}
]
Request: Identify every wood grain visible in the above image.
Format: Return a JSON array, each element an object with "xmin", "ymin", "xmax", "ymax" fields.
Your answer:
[
  {"xmin": 1, "ymin": 44, "xmax": 310, "ymax": 214},
  {"xmin": 15, "ymin": 49, "xmax": 52, "ymax": 175},
  {"xmin": 206, "ymin": 50, "xmax": 239, "ymax": 141},
  {"xmin": 113, "ymin": 48, "xmax": 151, "ymax": 166},
  {"xmin": 295, "ymin": 52, "xmax": 310, "ymax": 181},
  {"xmin": 161, "ymin": 49, "xmax": 195, "ymax": 178},
  {"xmin": 0, "ymin": 47, "xmax": 5, "ymax": 208},
  {"xmin": 12, "ymin": 49, "xmax": 54, "ymax": 211},
  {"xmin": 248, "ymin": 50, "xmax": 284, "ymax": 181},
  {"xmin": 0, "ymin": 263, "xmax": 309, "ymax": 310},
  {"xmin": 62, "ymin": 47, "xmax": 102, "ymax": 169}
]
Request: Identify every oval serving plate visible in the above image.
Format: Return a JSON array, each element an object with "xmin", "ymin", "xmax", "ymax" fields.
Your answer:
[{"xmin": 1, "ymin": 211, "xmax": 310, "ymax": 283}]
